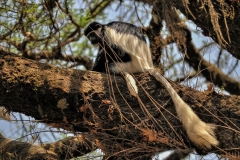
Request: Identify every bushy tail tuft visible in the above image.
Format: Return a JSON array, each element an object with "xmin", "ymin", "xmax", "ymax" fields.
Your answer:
[{"xmin": 148, "ymin": 69, "xmax": 218, "ymax": 149}]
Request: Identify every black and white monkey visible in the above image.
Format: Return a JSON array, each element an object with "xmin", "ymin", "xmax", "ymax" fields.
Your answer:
[{"xmin": 84, "ymin": 21, "xmax": 219, "ymax": 149}]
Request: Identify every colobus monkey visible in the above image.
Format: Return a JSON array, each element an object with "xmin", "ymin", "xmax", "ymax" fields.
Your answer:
[{"xmin": 84, "ymin": 21, "xmax": 218, "ymax": 149}]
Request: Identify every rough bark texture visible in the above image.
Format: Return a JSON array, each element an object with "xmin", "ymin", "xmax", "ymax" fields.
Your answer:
[
  {"xmin": 0, "ymin": 49, "xmax": 240, "ymax": 159},
  {"xmin": 137, "ymin": 0, "xmax": 240, "ymax": 59},
  {"xmin": 0, "ymin": 133, "xmax": 96, "ymax": 159},
  {"xmin": 139, "ymin": 0, "xmax": 240, "ymax": 95}
]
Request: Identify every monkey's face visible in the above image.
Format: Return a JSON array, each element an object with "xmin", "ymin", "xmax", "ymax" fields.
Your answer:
[
  {"xmin": 84, "ymin": 22, "xmax": 102, "ymax": 47},
  {"xmin": 87, "ymin": 32, "xmax": 101, "ymax": 46}
]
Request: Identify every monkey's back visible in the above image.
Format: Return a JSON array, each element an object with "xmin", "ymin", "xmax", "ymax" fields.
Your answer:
[{"xmin": 106, "ymin": 21, "xmax": 146, "ymax": 43}]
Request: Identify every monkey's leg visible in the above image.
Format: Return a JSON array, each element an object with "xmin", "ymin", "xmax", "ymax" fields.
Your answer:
[
  {"xmin": 122, "ymin": 72, "xmax": 138, "ymax": 97},
  {"xmin": 148, "ymin": 69, "xmax": 218, "ymax": 149}
]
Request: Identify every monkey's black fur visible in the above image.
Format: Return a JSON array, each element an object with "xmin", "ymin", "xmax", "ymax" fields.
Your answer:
[
  {"xmin": 91, "ymin": 46, "xmax": 132, "ymax": 73},
  {"xmin": 84, "ymin": 21, "xmax": 145, "ymax": 73}
]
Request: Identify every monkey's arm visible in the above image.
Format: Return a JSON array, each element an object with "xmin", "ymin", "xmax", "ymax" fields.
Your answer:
[{"xmin": 92, "ymin": 49, "xmax": 107, "ymax": 72}]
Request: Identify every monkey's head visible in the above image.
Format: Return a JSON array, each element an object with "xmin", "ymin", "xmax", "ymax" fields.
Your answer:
[{"xmin": 84, "ymin": 21, "xmax": 102, "ymax": 46}]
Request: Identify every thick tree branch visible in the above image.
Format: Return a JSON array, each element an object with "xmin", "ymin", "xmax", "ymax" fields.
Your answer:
[
  {"xmin": 185, "ymin": 41, "xmax": 240, "ymax": 95},
  {"xmin": 0, "ymin": 49, "xmax": 240, "ymax": 158},
  {"xmin": 144, "ymin": 0, "xmax": 240, "ymax": 95},
  {"xmin": 0, "ymin": 133, "xmax": 96, "ymax": 159},
  {"xmin": 145, "ymin": 1, "xmax": 163, "ymax": 66},
  {"xmin": 137, "ymin": 0, "xmax": 240, "ymax": 59}
]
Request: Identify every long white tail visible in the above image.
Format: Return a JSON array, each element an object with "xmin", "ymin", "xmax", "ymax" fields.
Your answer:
[{"xmin": 148, "ymin": 69, "xmax": 218, "ymax": 149}]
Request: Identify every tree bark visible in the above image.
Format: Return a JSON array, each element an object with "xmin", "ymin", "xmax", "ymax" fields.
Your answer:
[
  {"xmin": 0, "ymin": 49, "xmax": 240, "ymax": 159},
  {"xmin": 0, "ymin": 133, "xmax": 96, "ymax": 159},
  {"xmin": 137, "ymin": 0, "xmax": 240, "ymax": 60}
]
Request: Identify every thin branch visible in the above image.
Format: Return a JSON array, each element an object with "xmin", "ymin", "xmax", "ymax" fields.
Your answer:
[{"xmin": 21, "ymin": 50, "xmax": 93, "ymax": 70}]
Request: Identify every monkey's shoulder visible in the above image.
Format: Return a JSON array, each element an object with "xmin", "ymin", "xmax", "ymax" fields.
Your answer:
[{"xmin": 105, "ymin": 21, "xmax": 146, "ymax": 42}]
